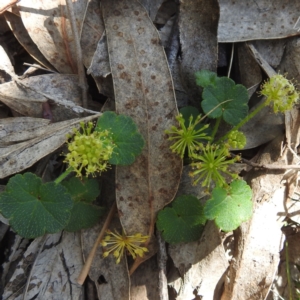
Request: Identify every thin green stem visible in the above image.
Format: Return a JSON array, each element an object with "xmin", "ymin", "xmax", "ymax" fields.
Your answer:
[
  {"xmin": 54, "ymin": 168, "xmax": 74, "ymax": 184},
  {"xmin": 286, "ymin": 241, "xmax": 294, "ymax": 300},
  {"xmin": 216, "ymin": 99, "xmax": 266, "ymax": 144},
  {"xmin": 211, "ymin": 117, "xmax": 221, "ymax": 141}
]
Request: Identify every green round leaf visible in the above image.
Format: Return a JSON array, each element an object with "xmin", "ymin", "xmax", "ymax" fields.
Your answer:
[
  {"xmin": 62, "ymin": 176, "xmax": 105, "ymax": 231},
  {"xmin": 195, "ymin": 70, "xmax": 218, "ymax": 88},
  {"xmin": 62, "ymin": 177, "xmax": 100, "ymax": 203},
  {"xmin": 204, "ymin": 180, "xmax": 253, "ymax": 232},
  {"xmin": 201, "ymin": 77, "xmax": 249, "ymax": 125},
  {"xmin": 156, "ymin": 195, "xmax": 206, "ymax": 244},
  {"xmin": 96, "ymin": 111, "xmax": 145, "ymax": 165},
  {"xmin": 0, "ymin": 173, "xmax": 73, "ymax": 239},
  {"xmin": 64, "ymin": 202, "xmax": 104, "ymax": 232}
]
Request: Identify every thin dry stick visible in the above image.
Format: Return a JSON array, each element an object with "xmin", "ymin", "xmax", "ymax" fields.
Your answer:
[
  {"xmin": 77, "ymin": 201, "xmax": 117, "ymax": 285},
  {"xmin": 65, "ymin": 0, "xmax": 88, "ymax": 109},
  {"xmin": 233, "ymin": 153, "xmax": 300, "ymax": 170}
]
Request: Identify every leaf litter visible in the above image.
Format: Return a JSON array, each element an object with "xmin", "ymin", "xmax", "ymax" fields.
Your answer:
[{"xmin": 1, "ymin": 0, "xmax": 300, "ymax": 299}]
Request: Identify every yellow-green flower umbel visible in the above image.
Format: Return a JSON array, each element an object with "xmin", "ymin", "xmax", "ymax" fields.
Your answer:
[
  {"xmin": 64, "ymin": 122, "xmax": 115, "ymax": 177},
  {"xmin": 101, "ymin": 230, "xmax": 149, "ymax": 264},
  {"xmin": 189, "ymin": 143, "xmax": 239, "ymax": 189},
  {"xmin": 260, "ymin": 74, "xmax": 299, "ymax": 113},
  {"xmin": 165, "ymin": 114, "xmax": 211, "ymax": 158}
]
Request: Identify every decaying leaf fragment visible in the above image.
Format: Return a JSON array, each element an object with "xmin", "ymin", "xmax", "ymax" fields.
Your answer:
[{"xmin": 102, "ymin": 0, "xmax": 182, "ymax": 242}]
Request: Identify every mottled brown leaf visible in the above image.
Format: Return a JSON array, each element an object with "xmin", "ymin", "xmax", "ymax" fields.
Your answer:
[{"xmin": 102, "ymin": 0, "xmax": 182, "ymax": 241}]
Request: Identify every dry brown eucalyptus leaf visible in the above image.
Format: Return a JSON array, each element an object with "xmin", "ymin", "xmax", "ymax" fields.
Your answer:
[
  {"xmin": 4, "ymin": 8, "xmax": 55, "ymax": 70},
  {"xmin": 178, "ymin": 0, "xmax": 219, "ymax": 104},
  {"xmin": 0, "ymin": 74, "xmax": 83, "ymax": 121},
  {"xmin": 102, "ymin": 0, "xmax": 182, "ymax": 271},
  {"xmin": 17, "ymin": 0, "xmax": 88, "ymax": 73},
  {"xmin": 3, "ymin": 232, "xmax": 83, "ymax": 300},
  {"xmin": 218, "ymin": 0, "xmax": 300, "ymax": 42}
]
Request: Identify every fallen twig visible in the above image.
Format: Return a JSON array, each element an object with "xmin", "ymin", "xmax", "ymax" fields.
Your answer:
[{"xmin": 77, "ymin": 201, "xmax": 117, "ymax": 285}]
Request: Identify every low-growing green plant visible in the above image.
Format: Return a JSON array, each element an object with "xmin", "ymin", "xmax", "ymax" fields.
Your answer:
[
  {"xmin": 158, "ymin": 71, "xmax": 299, "ymax": 243},
  {"xmin": 0, "ymin": 111, "xmax": 145, "ymax": 239}
]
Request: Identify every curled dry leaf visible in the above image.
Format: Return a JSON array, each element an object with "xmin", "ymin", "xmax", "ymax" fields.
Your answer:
[
  {"xmin": 5, "ymin": 7, "xmax": 55, "ymax": 70},
  {"xmin": 0, "ymin": 74, "xmax": 84, "ymax": 121},
  {"xmin": 0, "ymin": 114, "xmax": 100, "ymax": 179},
  {"xmin": 218, "ymin": 0, "xmax": 300, "ymax": 42},
  {"xmin": 17, "ymin": 0, "xmax": 88, "ymax": 73},
  {"xmin": 102, "ymin": 0, "xmax": 182, "ymax": 259}
]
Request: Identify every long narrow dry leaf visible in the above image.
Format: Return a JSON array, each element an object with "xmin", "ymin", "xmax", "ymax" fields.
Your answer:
[{"xmin": 102, "ymin": 0, "xmax": 182, "ymax": 260}]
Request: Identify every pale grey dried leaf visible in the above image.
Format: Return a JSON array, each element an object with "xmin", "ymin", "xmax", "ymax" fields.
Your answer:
[
  {"xmin": 218, "ymin": 0, "xmax": 300, "ymax": 42},
  {"xmin": 169, "ymin": 222, "xmax": 228, "ymax": 300},
  {"xmin": 3, "ymin": 232, "xmax": 83, "ymax": 300},
  {"xmin": 252, "ymin": 39, "xmax": 287, "ymax": 68},
  {"xmin": 0, "ymin": 114, "xmax": 100, "ymax": 178},
  {"xmin": 0, "ymin": 117, "xmax": 50, "ymax": 144},
  {"xmin": 222, "ymin": 135, "xmax": 286, "ymax": 300},
  {"xmin": 0, "ymin": 43, "xmax": 15, "ymax": 77},
  {"xmin": 81, "ymin": 0, "xmax": 105, "ymax": 69},
  {"xmin": 278, "ymin": 37, "xmax": 300, "ymax": 82},
  {"xmin": 138, "ymin": 0, "xmax": 165, "ymax": 21},
  {"xmin": 0, "ymin": 74, "xmax": 83, "ymax": 121},
  {"xmin": 17, "ymin": 0, "xmax": 88, "ymax": 73},
  {"xmin": 178, "ymin": 0, "xmax": 219, "ymax": 105},
  {"xmin": 130, "ymin": 255, "xmax": 159, "ymax": 300},
  {"xmin": 87, "ymin": 32, "xmax": 111, "ymax": 78},
  {"xmin": 102, "ymin": 0, "xmax": 182, "ymax": 242},
  {"xmin": 4, "ymin": 9, "xmax": 54, "ymax": 70}
]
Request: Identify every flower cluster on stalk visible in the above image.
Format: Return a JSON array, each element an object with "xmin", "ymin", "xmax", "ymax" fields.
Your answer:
[
  {"xmin": 64, "ymin": 122, "xmax": 115, "ymax": 177},
  {"xmin": 100, "ymin": 230, "xmax": 149, "ymax": 264},
  {"xmin": 260, "ymin": 74, "xmax": 299, "ymax": 113}
]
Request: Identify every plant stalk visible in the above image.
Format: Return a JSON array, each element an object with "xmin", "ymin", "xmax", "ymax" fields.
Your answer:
[
  {"xmin": 77, "ymin": 201, "xmax": 117, "ymax": 285},
  {"xmin": 217, "ymin": 99, "xmax": 266, "ymax": 144}
]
